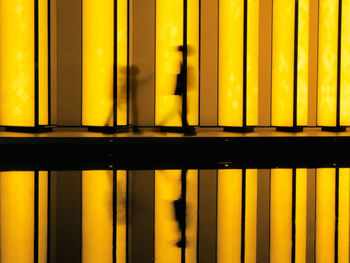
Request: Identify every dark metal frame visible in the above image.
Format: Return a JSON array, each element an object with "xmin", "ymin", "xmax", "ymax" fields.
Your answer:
[
  {"xmin": 4, "ymin": 0, "xmax": 52, "ymax": 133},
  {"xmin": 320, "ymin": 0, "xmax": 346, "ymax": 132},
  {"xmin": 273, "ymin": 0, "xmax": 304, "ymax": 133},
  {"xmin": 220, "ymin": 0, "xmax": 255, "ymax": 133},
  {"xmin": 84, "ymin": 0, "xmax": 130, "ymax": 134}
]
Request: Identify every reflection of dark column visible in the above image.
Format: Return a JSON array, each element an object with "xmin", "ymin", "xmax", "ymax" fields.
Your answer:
[
  {"xmin": 241, "ymin": 170, "xmax": 246, "ymax": 262},
  {"xmin": 306, "ymin": 169, "xmax": 316, "ymax": 263},
  {"xmin": 180, "ymin": 169, "xmax": 187, "ymax": 263},
  {"xmin": 113, "ymin": 171, "xmax": 117, "ymax": 263},
  {"xmin": 129, "ymin": 171, "xmax": 154, "ymax": 263},
  {"xmin": 257, "ymin": 170, "xmax": 270, "ymax": 262},
  {"xmin": 291, "ymin": 169, "xmax": 296, "ymax": 262},
  {"xmin": 335, "ymin": 168, "xmax": 339, "ymax": 263},
  {"xmin": 56, "ymin": 171, "xmax": 82, "ymax": 263},
  {"xmin": 198, "ymin": 170, "xmax": 217, "ymax": 263}
]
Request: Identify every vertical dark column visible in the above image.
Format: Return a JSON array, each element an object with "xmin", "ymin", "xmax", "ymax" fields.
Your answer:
[
  {"xmin": 183, "ymin": 0, "xmax": 188, "ymax": 127},
  {"xmin": 293, "ymin": 0, "xmax": 299, "ymax": 127},
  {"xmin": 243, "ymin": 0, "xmax": 248, "ymax": 127},
  {"xmin": 48, "ymin": 0, "xmax": 52, "ymax": 125}
]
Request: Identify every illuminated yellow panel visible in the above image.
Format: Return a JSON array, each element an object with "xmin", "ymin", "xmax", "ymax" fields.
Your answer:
[
  {"xmin": 82, "ymin": 170, "xmax": 113, "ymax": 263},
  {"xmin": 271, "ymin": 0, "xmax": 295, "ymax": 127},
  {"xmin": 116, "ymin": 171, "xmax": 127, "ymax": 263},
  {"xmin": 341, "ymin": 0, "xmax": 350, "ymax": 125},
  {"xmin": 82, "ymin": 0, "xmax": 114, "ymax": 127},
  {"xmin": 317, "ymin": 0, "xmax": 339, "ymax": 126},
  {"xmin": 339, "ymin": 169, "xmax": 349, "ymax": 263},
  {"xmin": 246, "ymin": 0, "xmax": 259, "ymax": 126},
  {"xmin": 295, "ymin": 169, "xmax": 307, "ymax": 263},
  {"xmin": 116, "ymin": 0, "xmax": 128, "ymax": 126},
  {"xmin": 0, "ymin": 172, "xmax": 35, "ymax": 263},
  {"xmin": 155, "ymin": 0, "xmax": 199, "ymax": 127},
  {"xmin": 155, "ymin": 170, "xmax": 198, "ymax": 263},
  {"xmin": 297, "ymin": 0, "xmax": 309, "ymax": 126},
  {"xmin": 270, "ymin": 169, "xmax": 292, "ymax": 263},
  {"xmin": 217, "ymin": 170, "xmax": 242, "ymax": 262},
  {"xmin": 316, "ymin": 168, "xmax": 335, "ymax": 262},
  {"xmin": 39, "ymin": 0, "xmax": 49, "ymax": 125},
  {"xmin": 244, "ymin": 169, "xmax": 258, "ymax": 263},
  {"xmin": 218, "ymin": 0, "xmax": 244, "ymax": 127},
  {"xmin": 0, "ymin": 0, "xmax": 35, "ymax": 126},
  {"xmin": 39, "ymin": 171, "xmax": 48, "ymax": 263}
]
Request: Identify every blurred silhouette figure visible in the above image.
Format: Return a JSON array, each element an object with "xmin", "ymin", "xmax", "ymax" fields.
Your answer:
[
  {"xmin": 173, "ymin": 169, "xmax": 187, "ymax": 252},
  {"xmin": 175, "ymin": 45, "xmax": 196, "ymax": 136}
]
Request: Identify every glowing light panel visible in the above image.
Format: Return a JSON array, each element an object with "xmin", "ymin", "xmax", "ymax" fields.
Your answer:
[
  {"xmin": 155, "ymin": 0, "xmax": 199, "ymax": 127},
  {"xmin": 218, "ymin": 0, "xmax": 259, "ymax": 127},
  {"xmin": 0, "ymin": 0, "xmax": 49, "ymax": 127},
  {"xmin": 82, "ymin": 0, "xmax": 128, "ymax": 127},
  {"xmin": 317, "ymin": 0, "xmax": 339, "ymax": 126},
  {"xmin": 271, "ymin": 0, "xmax": 309, "ymax": 127}
]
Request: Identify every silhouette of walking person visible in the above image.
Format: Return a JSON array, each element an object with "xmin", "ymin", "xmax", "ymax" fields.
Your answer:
[{"xmin": 175, "ymin": 45, "xmax": 196, "ymax": 136}]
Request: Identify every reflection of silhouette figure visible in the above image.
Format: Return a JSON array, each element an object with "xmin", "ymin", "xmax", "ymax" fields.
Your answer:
[{"xmin": 173, "ymin": 169, "xmax": 187, "ymax": 251}]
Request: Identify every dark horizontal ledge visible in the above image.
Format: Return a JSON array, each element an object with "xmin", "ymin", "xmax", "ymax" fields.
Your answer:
[{"xmin": 0, "ymin": 128, "xmax": 349, "ymax": 170}]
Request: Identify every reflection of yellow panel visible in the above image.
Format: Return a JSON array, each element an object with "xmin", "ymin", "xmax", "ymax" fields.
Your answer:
[
  {"xmin": 0, "ymin": 172, "xmax": 35, "ymax": 263},
  {"xmin": 82, "ymin": 0, "xmax": 114, "ymax": 127},
  {"xmin": 271, "ymin": 0, "xmax": 295, "ymax": 127},
  {"xmin": 116, "ymin": 171, "xmax": 127, "ymax": 263},
  {"xmin": 316, "ymin": 168, "xmax": 335, "ymax": 262},
  {"xmin": 295, "ymin": 169, "xmax": 307, "ymax": 263},
  {"xmin": 317, "ymin": 0, "xmax": 339, "ymax": 126},
  {"xmin": 270, "ymin": 169, "xmax": 292, "ymax": 263},
  {"xmin": 155, "ymin": 170, "xmax": 198, "ymax": 263},
  {"xmin": 246, "ymin": 0, "xmax": 259, "ymax": 126},
  {"xmin": 245, "ymin": 169, "xmax": 258, "ymax": 263},
  {"xmin": 0, "ymin": 0, "xmax": 35, "ymax": 126},
  {"xmin": 297, "ymin": 0, "xmax": 309, "ymax": 126},
  {"xmin": 339, "ymin": 169, "xmax": 349, "ymax": 263},
  {"xmin": 217, "ymin": 170, "xmax": 242, "ymax": 262},
  {"xmin": 82, "ymin": 170, "xmax": 113, "ymax": 263},
  {"xmin": 39, "ymin": 0, "xmax": 49, "ymax": 126},
  {"xmin": 156, "ymin": 0, "xmax": 199, "ymax": 127},
  {"xmin": 117, "ymin": 0, "xmax": 128, "ymax": 126},
  {"xmin": 341, "ymin": 0, "xmax": 350, "ymax": 126},
  {"xmin": 219, "ymin": 0, "xmax": 244, "ymax": 127}
]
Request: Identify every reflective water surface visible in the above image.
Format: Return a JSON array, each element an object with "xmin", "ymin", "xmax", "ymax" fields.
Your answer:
[{"xmin": 0, "ymin": 168, "xmax": 349, "ymax": 263}]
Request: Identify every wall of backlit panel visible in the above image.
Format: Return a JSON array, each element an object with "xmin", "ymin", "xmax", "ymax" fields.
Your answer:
[
  {"xmin": 271, "ymin": 0, "xmax": 309, "ymax": 128},
  {"xmin": 82, "ymin": 170, "xmax": 127, "ymax": 263},
  {"xmin": 218, "ymin": 0, "xmax": 259, "ymax": 128},
  {"xmin": 270, "ymin": 169, "xmax": 307, "ymax": 263},
  {"xmin": 217, "ymin": 169, "xmax": 257, "ymax": 263},
  {"xmin": 0, "ymin": 0, "xmax": 50, "ymax": 127},
  {"xmin": 0, "ymin": 171, "xmax": 49, "ymax": 263},
  {"xmin": 318, "ymin": 0, "xmax": 350, "ymax": 128},
  {"xmin": 82, "ymin": 0, "xmax": 128, "ymax": 127},
  {"xmin": 316, "ymin": 168, "xmax": 349, "ymax": 263},
  {"xmin": 155, "ymin": 170, "xmax": 198, "ymax": 263},
  {"xmin": 155, "ymin": 0, "xmax": 199, "ymax": 127}
]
